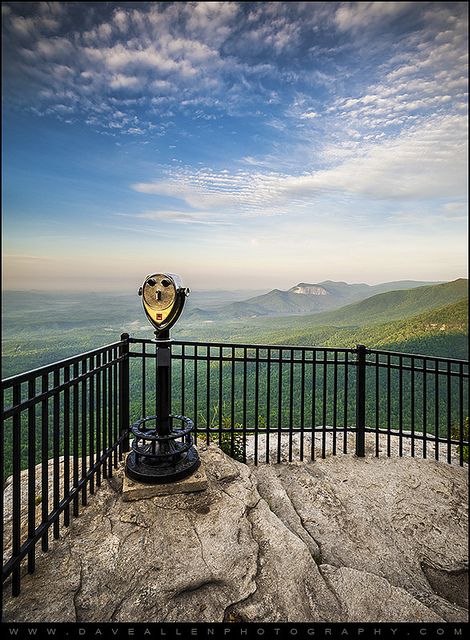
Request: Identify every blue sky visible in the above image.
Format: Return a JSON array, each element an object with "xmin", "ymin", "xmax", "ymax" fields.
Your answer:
[{"xmin": 2, "ymin": 1, "xmax": 468, "ymax": 291}]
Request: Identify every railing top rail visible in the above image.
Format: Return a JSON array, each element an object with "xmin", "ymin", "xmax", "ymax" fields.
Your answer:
[
  {"xmin": 130, "ymin": 336, "xmax": 356, "ymax": 353},
  {"xmin": 1, "ymin": 340, "xmax": 125, "ymax": 389},
  {"xmin": 366, "ymin": 347, "xmax": 469, "ymax": 366}
]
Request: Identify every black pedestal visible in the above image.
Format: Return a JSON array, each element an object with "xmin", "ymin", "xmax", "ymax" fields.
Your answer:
[
  {"xmin": 125, "ymin": 414, "xmax": 200, "ymax": 484},
  {"xmin": 125, "ymin": 446, "xmax": 200, "ymax": 484}
]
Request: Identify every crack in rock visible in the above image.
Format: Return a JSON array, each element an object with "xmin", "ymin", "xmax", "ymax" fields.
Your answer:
[
  {"xmin": 72, "ymin": 557, "xmax": 83, "ymax": 623},
  {"xmin": 188, "ymin": 516, "xmax": 212, "ymax": 575},
  {"xmin": 280, "ymin": 478, "xmax": 324, "ymax": 562},
  {"xmin": 223, "ymin": 500, "xmax": 262, "ymax": 622}
]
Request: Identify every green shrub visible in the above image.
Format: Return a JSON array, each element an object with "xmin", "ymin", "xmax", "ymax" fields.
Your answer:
[
  {"xmin": 199, "ymin": 406, "xmax": 246, "ymax": 462},
  {"xmin": 211, "ymin": 429, "xmax": 245, "ymax": 463}
]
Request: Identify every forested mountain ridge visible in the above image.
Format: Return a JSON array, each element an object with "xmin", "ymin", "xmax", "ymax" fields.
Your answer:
[
  {"xmin": 185, "ymin": 279, "xmax": 445, "ymax": 321},
  {"xmin": 260, "ymin": 298, "xmax": 468, "ymax": 359},
  {"xmin": 284, "ymin": 278, "xmax": 468, "ymax": 328}
]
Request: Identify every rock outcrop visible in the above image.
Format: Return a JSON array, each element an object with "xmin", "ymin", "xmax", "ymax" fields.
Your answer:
[
  {"xmin": 290, "ymin": 283, "xmax": 329, "ymax": 296},
  {"xmin": 2, "ymin": 439, "xmax": 468, "ymax": 623}
]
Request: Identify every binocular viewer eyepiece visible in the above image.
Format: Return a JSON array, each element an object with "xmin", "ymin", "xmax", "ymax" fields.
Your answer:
[{"xmin": 138, "ymin": 273, "xmax": 190, "ymax": 337}]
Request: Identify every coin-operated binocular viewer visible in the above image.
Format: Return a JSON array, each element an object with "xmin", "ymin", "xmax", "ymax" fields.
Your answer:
[{"xmin": 125, "ymin": 273, "xmax": 200, "ymax": 484}]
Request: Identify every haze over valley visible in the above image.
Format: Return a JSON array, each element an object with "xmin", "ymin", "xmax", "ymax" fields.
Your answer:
[{"xmin": 2, "ymin": 277, "xmax": 467, "ymax": 378}]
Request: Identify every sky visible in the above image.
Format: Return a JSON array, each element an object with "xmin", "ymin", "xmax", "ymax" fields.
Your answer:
[{"xmin": 2, "ymin": 1, "xmax": 468, "ymax": 292}]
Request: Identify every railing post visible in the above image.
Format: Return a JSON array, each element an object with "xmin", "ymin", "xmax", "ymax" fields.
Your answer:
[
  {"xmin": 355, "ymin": 344, "xmax": 366, "ymax": 457},
  {"xmin": 119, "ymin": 333, "xmax": 130, "ymax": 453}
]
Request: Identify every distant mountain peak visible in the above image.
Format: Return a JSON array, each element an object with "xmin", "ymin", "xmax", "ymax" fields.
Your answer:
[{"xmin": 319, "ymin": 280, "xmax": 350, "ymax": 286}]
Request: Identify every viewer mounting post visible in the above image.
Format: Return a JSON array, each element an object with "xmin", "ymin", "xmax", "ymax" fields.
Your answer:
[
  {"xmin": 155, "ymin": 328, "xmax": 171, "ymax": 435},
  {"xmin": 125, "ymin": 273, "xmax": 200, "ymax": 484},
  {"xmin": 355, "ymin": 344, "xmax": 366, "ymax": 457}
]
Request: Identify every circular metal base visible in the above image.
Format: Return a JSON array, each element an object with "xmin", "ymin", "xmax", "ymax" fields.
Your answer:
[{"xmin": 125, "ymin": 446, "xmax": 200, "ymax": 484}]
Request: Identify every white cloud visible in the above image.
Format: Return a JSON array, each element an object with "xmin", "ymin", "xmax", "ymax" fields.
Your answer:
[
  {"xmin": 183, "ymin": 1, "xmax": 239, "ymax": 47},
  {"xmin": 334, "ymin": 2, "xmax": 413, "ymax": 33},
  {"xmin": 132, "ymin": 177, "xmax": 246, "ymax": 210},
  {"xmin": 121, "ymin": 209, "xmax": 233, "ymax": 225},
  {"xmin": 4, "ymin": 1, "xmax": 284, "ymax": 133},
  {"xmin": 280, "ymin": 114, "xmax": 467, "ymax": 201},
  {"xmin": 131, "ymin": 112, "xmax": 467, "ymax": 218},
  {"xmin": 109, "ymin": 74, "xmax": 144, "ymax": 90},
  {"xmin": 327, "ymin": 4, "xmax": 468, "ymax": 149},
  {"xmin": 300, "ymin": 111, "xmax": 319, "ymax": 119},
  {"xmin": 36, "ymin": 36, "xmax": 73, "ymax": 58},
  {"xmin": 112, "ymin": 9, "xmax": 128, "ymax": 33},
  {"xmin": 10, "ymin": 15, "xmax": 37, "ymax": 37}
]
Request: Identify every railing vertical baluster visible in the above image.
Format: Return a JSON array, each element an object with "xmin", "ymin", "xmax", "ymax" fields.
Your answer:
[
  {"xmin": 72, "ymin": 363, "xmax": 79, "ymax": 516},
  {"xmin": 311, "ymin": 350, "xmax": 316, "ymax": 461},
  {"xmin": 343, "ymin": 351, "xmax": 348, "ymax": 454},
  {"xmin": 254, "ymin": 348, "xmax": 259, "ymax": 465},
  {"xmin": 89, "ymin": 356, "xmax": 95, "ymax": 494},
  {"xmin": 410, "ymin": 356, "xmax": 415, "ymax": 458},
  {"xmin": 322, "ymin": 350, "xmax": 327, "ymax": 459},
  {"xmin": 96, "ymin": 353, "xmax": 102, "ymax": 485},
  {"xmin": 434, "ymin": 360, "xmax": 439, "ymax": 461},
  {"xmin": 218, "ymin": 346, "xmax": 223, "ymax": 449},
  {"xmin": 398, "ymin": 355, "xmax": 403, "ymax": 457},
  {"xmin": 41, "ymin": 373, "xmax": 49, "ymax": 550},
  {"xmin": 375, "ymin": 353, "xmax": 380, "ymax": 457},
  {"xmin": 355, "ymin": 345, "xmax": 366, "ymax": 458},
  {"xmin": 387, "ymin": 354, "xmax": 391, "ymax": 457},
  {"xmin": 333, "ymin": 351, "xmax": 338, "ymax": 456},
  {"xmin": 63, "ymin": 365, "xmax": 71, "ymax": 525},
  {"xmin": 206, "ymin": 347, "xmax": 211, "ymax": 444},
  {"xmin": 300, "ymin": 350, "xmax": 305, "ymax": 462},
  {"xmin": 288, "ymin": 348, "xmax": 294, "ymax": 462},
  {"xmin": 423, "ymin": 357, "xmax": 427, "ymax": 459},
  {"xmin": 277, "ymin": 349, "xmax": 282, "ymax": 464},
  {"xmin": 27, "ymin": 378, "xmax": 36, "ymax": 571},
  {"xmin": 458, "ymin": 363, "xmax": 464, "ymax": 466},
  {"xmin": 446, "ymin": 361, "xmax": 452, "ymax": 464},
  {"xmin": 81, "ymin": 358, "xmax": 88, "ymax": 506},
  {"xmin": 12, "ymin": 383, "xmax": 21, "ymax": 596},
  {"xmin": 243, "ymin": 347, "xmax": 248, "ymax": 463},
  {"xmin": 266, "ymin": 348, "xmax": 271, "ymax": 464},
  {"xmin": 230, "ymin": 347, "xmax": 235, "ymax": 457},
  {"xmin": 52, "ymin": 369, "xmax": 60, "ymax": 538},
  {"xmin": 119, "ymin": 334, "xmax": 130, "ymax": 456}
]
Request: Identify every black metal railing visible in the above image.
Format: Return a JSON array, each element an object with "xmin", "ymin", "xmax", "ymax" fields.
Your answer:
[
  {"xmin": 128, "ymin": 338, "xmax": 469, "ymax": 465},
  {"xmin": 1, "ymin": 339, "xmax": 129, "ymax": 615},
  {"xmin": 1, "ymin": 335, "xmax": 468, "ymax": 617}
]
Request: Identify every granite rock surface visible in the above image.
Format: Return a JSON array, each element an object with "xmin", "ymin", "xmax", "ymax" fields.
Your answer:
[{"xmin": 3, "ymin": 439, "xmax": 468, "ymax": 623}]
